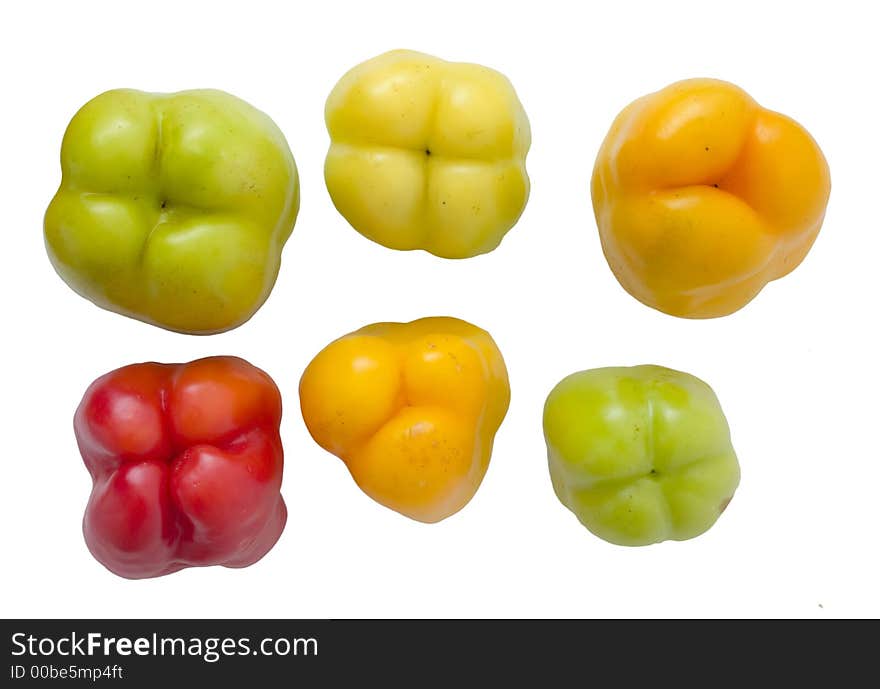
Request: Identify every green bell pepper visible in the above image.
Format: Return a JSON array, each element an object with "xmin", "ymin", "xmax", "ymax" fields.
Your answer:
[
  {"xmin": 543, "ymin": 365, "xmax": 740, "ymax": 546},
  {"xmin": 45, "ymin": 89, "xmax": 299, "ymax": 334}
]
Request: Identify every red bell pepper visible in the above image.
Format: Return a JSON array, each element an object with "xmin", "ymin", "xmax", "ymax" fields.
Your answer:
[{"xmin": 75, "ymin": 356, "xmax": 286, "ymax": 579}]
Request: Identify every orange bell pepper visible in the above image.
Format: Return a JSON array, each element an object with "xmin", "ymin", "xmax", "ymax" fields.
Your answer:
[
  {"xmin": 299, "ymin": 317, "xmax": 509, "ymax": 523},
  {"xmin": 592, "ymin": 78, "xmax": 830, "ymax": 318}
]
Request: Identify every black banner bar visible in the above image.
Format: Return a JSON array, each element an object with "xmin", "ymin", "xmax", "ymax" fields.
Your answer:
[{"xmin": 2, "ymin": 619, "xmax": 873, "ymax": 684}]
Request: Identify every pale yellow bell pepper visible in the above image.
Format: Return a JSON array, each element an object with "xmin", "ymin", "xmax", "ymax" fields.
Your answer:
[{"xmin": 324, "ymin": 50, "xmax": 531, "ymax": 259}]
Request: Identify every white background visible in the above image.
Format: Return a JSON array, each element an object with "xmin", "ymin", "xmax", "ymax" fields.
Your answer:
[{"xmin": 1, "ymin": 0, "xmax": 877, "ymax": 619}]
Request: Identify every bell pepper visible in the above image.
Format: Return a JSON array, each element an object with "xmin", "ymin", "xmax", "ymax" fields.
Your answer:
[
  {"xmin": 324, "ymin": 49, "xmax": 531, "ymax": 259},
  {"xmin": 75, "ymin": 356, "xmax": 286, "ymax": 578},
  {"xmin": 543, "ymin": 365, "xmax": 740, "ymax": 546},
  {"xmin": 299, "ymin": 317, "xmax": 510, "ymax": 522},
  {"xmin": 45, "ymin": 89, "xmax": 299, "ymax": 334},
  {"xmin": 592, "ymin": 78, "xmax": 830, "ymax": 318}
]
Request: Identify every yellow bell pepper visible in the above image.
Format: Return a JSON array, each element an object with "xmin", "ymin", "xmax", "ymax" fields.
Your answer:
[
  {"xmin": 592, "ymin": 79, "xmax": 830, "ymax": 318},
  {"xmin": 299, "ymin": 317, "xmax": 510, "ymax": 522},
  {"xmin": 324, "ymin": 50, "xmax": 531, "ymax": 259}
]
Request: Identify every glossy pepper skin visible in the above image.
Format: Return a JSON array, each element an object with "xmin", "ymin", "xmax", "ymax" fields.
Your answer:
[
  {"xmin": 592, "ymin": 79, "xmax": 830, "ymax": 318},
  {"xmin": 45, "ymin": 89, "xmax": 299, "ymax": 334},
  {"xmin": 75, "ymin": 357, "xmax": 286, "ymax": 578},
  {"xmin": 300, "ymin": 317, "xmax": 510, "ymax": 522},
  {"xmin": 325, "ymin": 50, "xmax": 530, "ymax": 259},
  {"xmin": 543, "ymin": 365, "xmax": 740, "ymax": 546}
]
